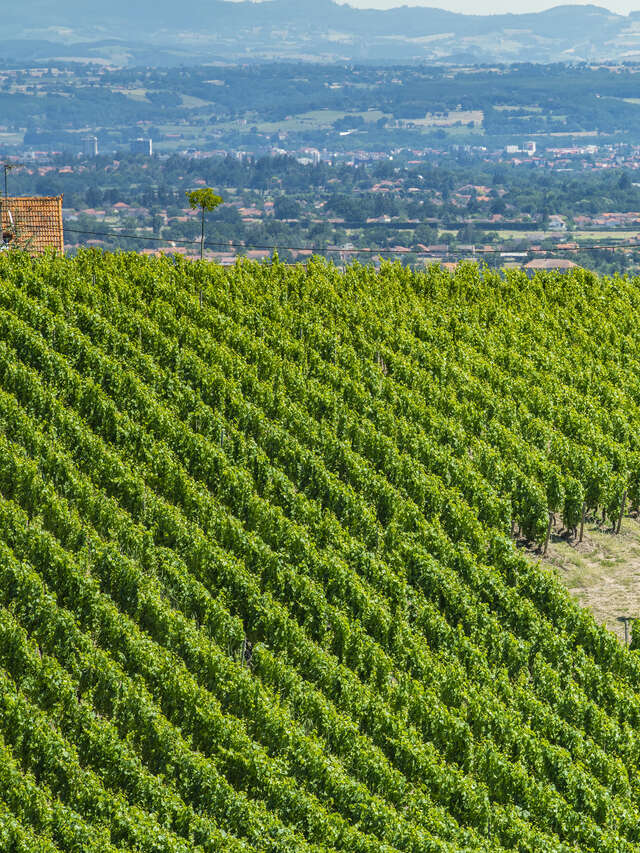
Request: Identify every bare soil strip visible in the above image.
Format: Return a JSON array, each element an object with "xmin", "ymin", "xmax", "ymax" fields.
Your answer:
[{"xmin": 529, "ymin": 516, "xmax": 640, "ymax": 643}]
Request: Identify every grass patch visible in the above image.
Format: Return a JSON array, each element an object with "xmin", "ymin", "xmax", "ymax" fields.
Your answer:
[{"xmin": 534, "ymin": 515, "xmax": 640, "ymax": 642}]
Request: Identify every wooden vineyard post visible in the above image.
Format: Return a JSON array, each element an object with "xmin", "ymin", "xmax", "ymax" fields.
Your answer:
[
  {"xmin": 618, "ymin": 616, "xmax": 635, "ymax": 647},
  {"xmin": 579, "ymin": 502, "xmax": 586, "ymax": 543},
  {"xmin": 617, "ymin": 490, "xmax": 627, "ymax": 534},
  {"xmin": 543, "ymin": 512, "xmax": 553, "ymax": 556}
]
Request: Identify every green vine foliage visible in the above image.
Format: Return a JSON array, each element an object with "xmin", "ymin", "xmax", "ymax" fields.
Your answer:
[{"xmin": 0, "ymin": 250, "xmax": 640, "ymax": 851}]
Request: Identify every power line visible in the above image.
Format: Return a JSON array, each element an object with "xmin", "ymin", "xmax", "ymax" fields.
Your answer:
[
  {"xmin": 64, "ymin": 226, "xmax": 420, "ymax": 255},
  {"xmin": 65, "ymin": 228, "xmax": 197, "ymax": 245},
  {"xmin": 63, "ymin": 225, "xmax": 640, "ymax": 257},
  {"xmin": 65, "ymin": 226, "xmax": 413, "ymax": 254}
]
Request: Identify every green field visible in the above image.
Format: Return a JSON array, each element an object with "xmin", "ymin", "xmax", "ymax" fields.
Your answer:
[
  {"xmin": 406, "ymin": 109, "xmax": 483, "ymax": 127},
  {"xmin": 0, "ymin": 131, "xmax": 24, "ymax": 147},
  {"xmin": 179, "ymin": 94, "xmax": 212, "ymax": 109},
  {"xmin": 495, "ymin": 229, "xmax": 640, "ymax": 241},
  {"xmin": 215, "ymin": 109, "xmax": 389, "ymax": 134},
  {"xmin": 572, "ymin": 230, "xmax": 640, "ymax": 240},
  {"xmin": 2, "ymin": 252, "xmax": 640, "ymax": 851},
  {"xmin": 494, "ymin": 105, "xmax": 543, "ymax": 112},
  {"xmin": 111, "ymin": 86, "xmax": 149, "ymax": 102}
]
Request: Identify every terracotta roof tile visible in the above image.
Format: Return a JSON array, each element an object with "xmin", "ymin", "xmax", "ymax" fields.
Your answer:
[{"xmin": 1, "ymin": 195, "xmax": 64, "ymax": 254}]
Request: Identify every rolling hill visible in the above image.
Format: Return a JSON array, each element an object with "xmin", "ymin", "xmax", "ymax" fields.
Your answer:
[
  {"xmin": 4, "ymin": 2, "xmax": 640, "ymax": 64},
  {"xmin": 1, "ymin": 250, "xmax": 640, "ymax": 851}
]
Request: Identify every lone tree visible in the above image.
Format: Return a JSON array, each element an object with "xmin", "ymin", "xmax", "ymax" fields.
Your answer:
[{"xmin": 186, "ymin": 188, "xmax": 223, "ymax": 260}]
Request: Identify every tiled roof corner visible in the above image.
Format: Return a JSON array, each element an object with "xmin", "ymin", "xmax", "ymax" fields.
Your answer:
[{"xmin": 0, "ymin": 195, "xmax": 64, "ymax": 255}]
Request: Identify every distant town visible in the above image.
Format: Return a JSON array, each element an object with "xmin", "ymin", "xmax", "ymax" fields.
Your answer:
[{"xmin": 5, "ymin": 60, "xmax": 640, "ymax": 271}]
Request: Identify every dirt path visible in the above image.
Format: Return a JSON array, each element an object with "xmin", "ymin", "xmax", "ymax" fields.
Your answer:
[{"xmin": 531, "ymin": 517, "xmax": 640, "ymax": 644}]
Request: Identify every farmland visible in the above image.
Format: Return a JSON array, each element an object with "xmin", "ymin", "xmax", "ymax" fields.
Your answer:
[{"xmin": 2, "ymin": 251, "xmax": 640, "ymax": 851}]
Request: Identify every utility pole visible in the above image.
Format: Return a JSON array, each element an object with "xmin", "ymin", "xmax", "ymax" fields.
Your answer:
[
  {"xmin": 2, "ymin": 164, "xmax": 21, "ymax": 233},
  {"xmin": 2, "ymin": 161, "xmax": 24, "ymax": 197},
  {"xmin": 0, "ymin": 165, "xmax": 8, "ymax": 241},
  {"xmin": 0, "ymin": 164, "xmax": 13, "ymax": 247},
  {"xmin": 2, "ymin": 163, "xmax": 18, "ymax": 199},
  {"xmin": 1, "ymin": 163, "xmax": 25, "ymax": 249}
]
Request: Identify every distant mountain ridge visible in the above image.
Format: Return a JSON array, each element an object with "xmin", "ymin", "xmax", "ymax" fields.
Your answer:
[{"xmin": 3, "ymin": 2, "xmax": 640, "ymax": 64}]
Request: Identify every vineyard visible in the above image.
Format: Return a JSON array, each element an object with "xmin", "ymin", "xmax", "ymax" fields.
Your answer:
[{"xmin": 2, "ymin": 250, "xmax": 640, "ymax": 852}]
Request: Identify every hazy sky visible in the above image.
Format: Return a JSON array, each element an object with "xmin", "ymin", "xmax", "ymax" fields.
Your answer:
[{"xmin": 336, "ymin": 0, "xmax": 638, "ymax": 13}]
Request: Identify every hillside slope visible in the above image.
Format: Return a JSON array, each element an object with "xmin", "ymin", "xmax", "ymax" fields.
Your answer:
[
  {"xmin": 3, "ymin": 2, "xmax": 635, "ymax": 63},
  {"xmin": 0, "ymin": 251, "xmax": 640, "ymax": 852}
]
